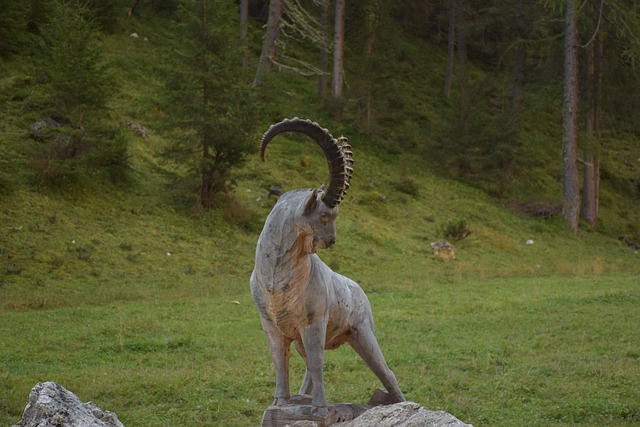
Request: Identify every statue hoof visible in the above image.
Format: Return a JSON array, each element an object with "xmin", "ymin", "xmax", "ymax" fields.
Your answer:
[
  {"xmin": 313, "ymin": 405, "xmax": 328, "ymax": 417},
  {"xmin": 368, "ymin": 388, "xmax": 400, "ymax": 406},
  {"xmin": 273, "ymin": 397, "xmax": 291, "ymax": 406}
]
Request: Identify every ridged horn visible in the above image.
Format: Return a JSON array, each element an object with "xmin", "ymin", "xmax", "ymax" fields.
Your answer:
[{"xmin": 260, "ymin": 117, "xmax": 353, "ymax": 208}]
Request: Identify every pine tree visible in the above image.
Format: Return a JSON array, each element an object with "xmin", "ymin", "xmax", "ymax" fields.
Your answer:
[
  {"xmin": 0, "ymin": 0, "xmax": 30, "ymax": 57},
  {"xmin": 562, "ymin": 0, "xmax": 580, "ymax": 233},
  {"xmin": 161, "ymin": 0, "xmax": 258, "ymax": 208},
  {"xmin": 36, "ymin": 1, "xmax": 113, "ymax": 127},
  {"xmin": 30, "ymin": 1, "xmax": 126, "ymax": 185}
]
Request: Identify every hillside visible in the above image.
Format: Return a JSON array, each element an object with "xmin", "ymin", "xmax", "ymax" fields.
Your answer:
[
  {"xmin": 1, "ymin": 10, "xmax": 638, "ymax": 292},
  {"xmin": 2, "ymin": 105, "xmax": 639, "ymax": 305}
]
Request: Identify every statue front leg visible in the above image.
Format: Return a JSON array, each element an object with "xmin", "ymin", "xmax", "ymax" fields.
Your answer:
[
  {"xmin": 294, "ymin": 341, "xmax": 313, "ymax": 395},
  {"xmin": 261, "ymin": 317, "xmax": 292, "ymax": 405},
  {"xmin": 300, "ymin": 320, "xmax": 328, "ymax": 414}
]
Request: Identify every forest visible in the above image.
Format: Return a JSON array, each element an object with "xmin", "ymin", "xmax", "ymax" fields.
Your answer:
[
  {"xmin": 0, "ymin": 0, "xmax": 639, "ymax": 235},
  {"xmin": 1, "ymin": 1, "xmax": 640, "ymax": 426}
]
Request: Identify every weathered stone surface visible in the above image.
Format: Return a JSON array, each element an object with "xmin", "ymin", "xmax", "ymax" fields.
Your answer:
[
  {"xmin": 12, "ymin": 382, "xmax": 124, "ymax": 427},
  {"xmin": 333, "ymin": 401, "xmax": 473, "ymax": 427},
  {"xmin": 29, "ymin": 117, "xmax": 60, "ymax": 140},
  {"xmin": 261, "ymin": 395, "xmax": 370, "ymax": 427},
  {"xmin": 262, "ymin": 398, "xmax": 472, "ymax": 427},
  {"xmin": 431, "ymin": 241, "xmax": 455, "ymax": 261}
]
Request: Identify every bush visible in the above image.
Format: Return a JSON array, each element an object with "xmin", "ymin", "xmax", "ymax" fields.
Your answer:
[
  {"xmin": 393, "ymin": 176, "xmax": 419, "ymax": 197},
  {"xmin": 215, "ymin": 193, "xmax": 261, "ymax": 232},
  {"xmin": 438, "ymin": 219, "xmax": 472, "ymax": 242},
  {"xmin": 31, "ymin": 125, "xmax": 129, "ymax": 186}
]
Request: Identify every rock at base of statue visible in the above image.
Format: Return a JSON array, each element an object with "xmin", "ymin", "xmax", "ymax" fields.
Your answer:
[
  {"xmin": 333, "ymin": 401, "xmax": 474, "ymax": 427},
  {"xmin": 261, "ymin": 393, "xmax": 474, "ymax": 427},
  {"xmin": 260, "ymin": 394, "xmax": 371, "ymax": 427},
  {"xmin": 12, "ymin": 382, "xmax": 124, "ymax": 427}
]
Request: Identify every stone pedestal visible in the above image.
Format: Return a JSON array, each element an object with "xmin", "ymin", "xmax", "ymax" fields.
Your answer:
[{"xmin": 260, "ymin": 395, "xmax": 371, "ymax": 427}]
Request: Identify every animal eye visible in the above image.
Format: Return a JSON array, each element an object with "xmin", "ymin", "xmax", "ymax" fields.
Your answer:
[{"xmin": 320, "ymin": 214, "xmax": 330, "ymax": 223}]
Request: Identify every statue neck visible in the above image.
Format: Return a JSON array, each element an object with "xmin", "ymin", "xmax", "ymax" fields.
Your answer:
[{"xmin": 255, "ymin": 210, "xmax": 314, "ymax": 292}]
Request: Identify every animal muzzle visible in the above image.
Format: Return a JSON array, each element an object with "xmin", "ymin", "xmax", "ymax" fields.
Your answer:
[{"xmin": 316, "ymin": 236, "xmax": 336, "ymax": 249}]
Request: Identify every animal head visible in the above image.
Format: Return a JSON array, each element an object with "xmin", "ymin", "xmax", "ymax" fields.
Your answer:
[
  {"xmin": 260, "ymin": 118, "xmax": 353, "ymax": 253},
  {"xmin": 260, "ymin": 118, "xmax": 353, "ymax": 209},
  {"xmin": 299, "ymin": 187, "xmax": 338, "ymax": 250}
]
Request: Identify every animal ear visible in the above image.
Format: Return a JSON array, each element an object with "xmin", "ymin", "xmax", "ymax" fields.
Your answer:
[{"xmin": 304, "ymin": 188, "xmax": 318, "ymax": 215}]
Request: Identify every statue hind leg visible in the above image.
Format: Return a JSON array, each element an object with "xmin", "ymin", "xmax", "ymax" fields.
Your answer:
[{"xmin": 348, "ymin": 328, "xmax": 405, "ymax": 403}]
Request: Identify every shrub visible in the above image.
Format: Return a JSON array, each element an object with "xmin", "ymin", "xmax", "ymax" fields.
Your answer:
[
  {"xmin": 393, "ymin": 176, "xmax": 419, "ymax": 197},
  {"xmin": 31, "ymin": 126, "xmax": 129, "ymax": 186},
  {"xmin": 215, "ymin": 193, "xmax": 261, "ymax": 232},
  {"xmin": 438, "ymin": 219, "xmax": 472, "ymax": 242}
]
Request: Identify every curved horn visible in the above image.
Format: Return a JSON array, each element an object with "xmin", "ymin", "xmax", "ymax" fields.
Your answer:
[{"xmin": 260, "ymin": 117, "xmax": 353, "ymax": 208}]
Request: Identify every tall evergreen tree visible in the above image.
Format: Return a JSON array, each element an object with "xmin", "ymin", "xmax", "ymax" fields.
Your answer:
[
  {"xmin": 28, "ymin": 0, "xmax": 127, "ymax": 185},
  {"xmin": 562, "ymin": 0, "xmax": 580, "ymax": 233},
  {"xmin": 162, "ymin": 0, "xmax": 257, "ymax": 208},
  {"xmin": 0, "ymin": 0, "xmax": 30, "ymax": 57},
  {"xmin": 580, "ymin": 1, "xmax": 602, "ymax": 227},
  {"xmin": 36, "ymin": 0, "xmax": 113, "ymax": 127}
]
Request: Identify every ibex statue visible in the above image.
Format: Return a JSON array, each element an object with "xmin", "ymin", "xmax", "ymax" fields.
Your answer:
[{"xmin": 250, "ymin": 118, "xmax": 405, "ymax": 416}]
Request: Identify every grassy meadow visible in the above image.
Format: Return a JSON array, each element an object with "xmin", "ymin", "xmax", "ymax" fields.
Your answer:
[{"xmin": 2, "ymin": 133, "xmax": 639, "ymax": 426}]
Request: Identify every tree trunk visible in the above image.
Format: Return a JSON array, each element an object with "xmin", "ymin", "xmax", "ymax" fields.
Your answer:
[
  {"xmin": 455, "ymin": 0, "xmax": 467, "ymax": 80},
  {"xmin": 127, "ymin": 0, "xmax": 140, "ymax": 17},
  {"xmin": 499, "ymin": 1, "xmax": 528, "ymax": 181},
  {"xmin": 581, "ymin": 28, "xmax": 603, "ymax": 226},
  {"xmin": 562, "ymin": 0, "xmax": 580, "ymax": 233},
  {"xmin": 332, "ymin": 0, "xmax": 345, "ymax": 120},
  {"xmin": 240, "ymin": 0, "xmax": 249, "ymax": 68},
  {"xmin": 253, "ymin": 0, "xmax": 283, "ymax": 87},
  {"xmin": 511, "ymin": 1, "xmax": 526, "ymax": 119},
  {"xmin": 454, "ymin": 0, "xmax": 468, "ymax": 104},
  {"xmin": 317, "ymin": 0, "xmax": 330, "ymax": 99},
  {"xmin": 200, "ymin": 0, "xmax": 213, "ymax": 208},
  {"xmin": 581, "ymin": 31, "xmax": 596, "ymax": 225},
  {"xmin": 443, "ymin": 0, "xmax": 455, "ymax": 98},
  {"xmin": 594, "ymin": 32, "xmax": 602, "ymax": 214}
]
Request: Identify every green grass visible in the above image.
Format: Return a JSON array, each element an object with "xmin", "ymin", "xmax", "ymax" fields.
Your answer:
[
  {"xmin": 2, "ymin": 120, "xmax": 639, "ymax": 426},
  {"xmin": 2, "ymin": 269, "xmax": 639, "ymax": 426},
  {"xmin": 1, "ymin": 147, "xmax": 639, "ymax": 425}
]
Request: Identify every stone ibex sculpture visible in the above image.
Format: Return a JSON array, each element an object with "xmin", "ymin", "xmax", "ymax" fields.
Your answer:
[{"xmin": 250, "ymin": 118, "xmax": 405, "ymax": 416}]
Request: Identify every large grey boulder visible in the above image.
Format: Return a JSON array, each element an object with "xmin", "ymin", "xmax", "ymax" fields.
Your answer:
[
  {"xmin": 12, "ymin": 382, "xmax": 124, "ymax": 427},
  {"xmin": 333, "ymin": 401, "xmax": 472, "ymax": 427}
]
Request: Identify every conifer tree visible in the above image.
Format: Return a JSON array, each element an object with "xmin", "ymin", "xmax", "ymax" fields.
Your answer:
[
  {"xmin": 36, "ymin": 0, "xmax": 113, "ymax": 127},
  {"xmin": 30, "ymin": 0, "xmax": 126, "ymax": 185},
  {"xmin": 0, "ymin": 0, "xmax": 30, "ymax": 57},
  {"xmin": 161, "ymin": 0, "xmax": 257, "ymax": 208},
  {"xmin": 562, "ymin": 0, "xmax": 580, "ymax": 233}
]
